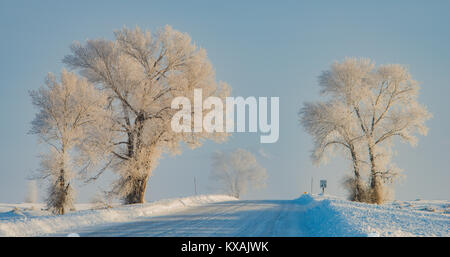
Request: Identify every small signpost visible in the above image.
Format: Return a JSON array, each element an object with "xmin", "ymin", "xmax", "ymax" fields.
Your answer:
[{"xmin": 320, "ymin": 180, "xmax": 327, "ymax": 194}]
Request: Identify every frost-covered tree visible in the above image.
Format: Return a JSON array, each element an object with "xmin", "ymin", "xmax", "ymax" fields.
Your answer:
[
  {"xmin": 63, "ymin": 26, "xmax": 230, "ymax": 204},
  {"xmin": 211, "ymin": 149, "xmax": 267, "ymax": 199},
  {"xmin": 301, "ymin": 58, "xmax": 431, "ymax": 204},
  {"xmin": 30, "ymin": 70, "xmax": 107, "ymax": 214},
  {"xmin": 300, "ymin": 101, "xmax": 369, "ymax": 202}
]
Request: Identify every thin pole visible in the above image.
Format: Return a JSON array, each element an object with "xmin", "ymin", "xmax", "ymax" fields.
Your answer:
[
  {"xmin": 194, "ymin": 177, "xmax": 197, "ymax": 195},
  {"xmin": 310, "ymin": 177, "xmax": 313, "ymax": 195}
]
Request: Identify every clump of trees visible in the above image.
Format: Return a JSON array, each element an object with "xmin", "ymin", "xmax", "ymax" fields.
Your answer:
[
  {"xmin": 210, "ymin": 149, "xmax": 267, "ymax": 199},
  {"xmin": 300, "ymin": 58, "xmax": 431, "ymax": 204},
  {"xmin": 30, "ymin": 26, "xmax": 230, "ymax": 214}
]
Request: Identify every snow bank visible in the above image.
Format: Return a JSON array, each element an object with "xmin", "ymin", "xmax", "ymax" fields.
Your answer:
[
  {"xmin": 294, "ymin": 194, "xmax": 315, "ymax": 205},
  {"xmin": 0, "ymin": 194, "xmax": 236, "ymax": 237},
  {"xmin": 314, "ymin": 195, "xmax": 449, "ymax": 237},
  {"xmin": 291, "ymin": 194, "xmax": 449, "ymax": 237},
  {"xmin": 293, "ymin": 194, "xmax": 367, "ymax": 236}
]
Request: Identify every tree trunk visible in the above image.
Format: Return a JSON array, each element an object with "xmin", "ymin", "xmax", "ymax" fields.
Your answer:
[
  {"xmin": 367, "ymin": 141, "xmax": 383, "ymax": 204},
  {"xmin": 122, "ymin": 113, "xmax": 149, "ymax": 204},
  {"xmin": 350, "ymin": 146, "xmax": 365, "ymax": 202},
  {"xmin": 370, "ymin": 175, "xmax": 383, "ymax": 204},
  {"xmin": 124, "ymin": 175, "xmax": 149, "ymax": 204},
  {"xmin": 49, "ymin": 168, "xmax": 71, "ymax": 215},
  {"xmin": 51, "ymin": 171, "xmax": 67, "ymax": 215}
]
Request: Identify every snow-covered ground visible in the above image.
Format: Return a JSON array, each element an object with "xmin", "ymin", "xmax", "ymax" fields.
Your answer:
[
  {"xmin": 0, "ymin": 194, "xmax": 448, "ymax": 237},
  {"xmin": 0, "ymin": 195, "xmax": 236, "ymax": 237},
  {"xmin": 314, "ymin": 195, "xmax": 449, "ymax": 236}
]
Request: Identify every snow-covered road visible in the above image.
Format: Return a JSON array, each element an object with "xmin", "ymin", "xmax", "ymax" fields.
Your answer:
[{"xmin": 53, "ymin": 199, "xmax": 320, "ymax": 237}]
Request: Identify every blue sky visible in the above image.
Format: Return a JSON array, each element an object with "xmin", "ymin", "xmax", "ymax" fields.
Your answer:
[{"xmin": 1, "ymin": 0, "xmax": 449, "ymax": 203}]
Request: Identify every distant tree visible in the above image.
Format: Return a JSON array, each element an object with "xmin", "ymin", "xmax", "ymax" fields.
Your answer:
[
  {"xmin": 211, "ymin": 149, "xmax": 267, "ymax": 199},
  {"xmin": 90, "ymin": 190, "xmax": 114, "ymax": 209},
  {"xmin": 25, "ymin": 180, "xmax": 38, "ymax": 204},
  {"xmin": 30, "ymin": 70, "xmax": 107, "ymax": 214},
  {"xmin": 63, "ymin": 26, "xmax": 230, "ymax": 204},
  {"xmin": 301, "ymin": 58, "xmax": 431, "ymax": 204}
]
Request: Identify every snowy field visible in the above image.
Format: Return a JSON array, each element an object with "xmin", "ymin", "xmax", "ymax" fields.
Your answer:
[{"xmin": 0, "ymin": 194, "xmax": 448, "ymax": 237}]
